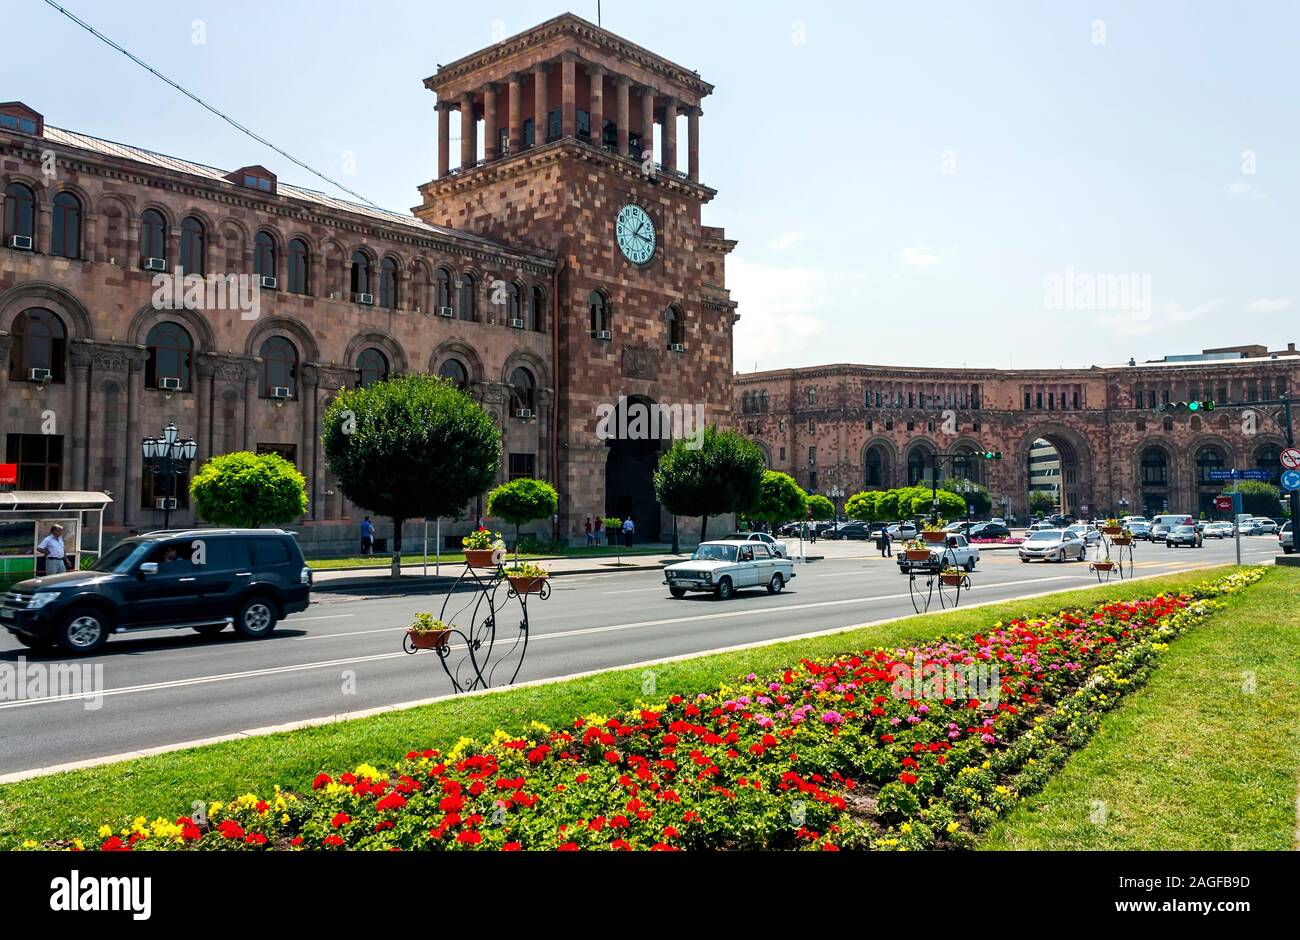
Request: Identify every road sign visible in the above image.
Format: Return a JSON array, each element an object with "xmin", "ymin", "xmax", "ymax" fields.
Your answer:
[
  {"xmin": 1282, "ymin": 469, "xmax": 1300, "ymax": 493},
  {"xmin": 1208, "ymin": 468, "xmax": 1272, "ymax": 482},
  {"xmin": 1281, "ymin": 447, "xmax": 1300, "ymax": 471},
  {"xmin": 1214, "ymin": 496, "xmax": 1233, "ymax": 511}
]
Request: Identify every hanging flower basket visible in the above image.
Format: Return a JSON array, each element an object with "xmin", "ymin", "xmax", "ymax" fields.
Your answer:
[
  {"xmin": 406, "ymin": 615, "xmax": 452, "ymax": 651},
  {"xmin": 905, "ymin": 548, "xmax": 933, "ymax": 561},
  {"xmin": 464, "ymin": 549, "xmax": 498, "ymax": 569},
  {"xmin": 1091, "ymin": 561, "xmax": 1115, "ymax": 572},
  {"xmin": 921, "ymin": 530, "xmax": 947, "ymax": 544},
  {"xmin": 1100, "ymin": 526, "xmax": 1124, "ymax": 536},
  {"xmin": 1111, "ymin": 535, "xmax": 1133, "ymax": 546},
  {"xmin": 940, "ymin": 572, "xmax": 965, "ymax": 587}
]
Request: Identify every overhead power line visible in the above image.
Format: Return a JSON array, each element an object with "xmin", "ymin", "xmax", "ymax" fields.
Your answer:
[{"xmin": 42, "ymin": 0, "xmax": 382, "ymax": 209}]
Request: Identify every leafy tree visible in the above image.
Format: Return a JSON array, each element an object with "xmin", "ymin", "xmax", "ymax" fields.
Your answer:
[
  {"xmin": 874, "ymin": 489, "xmax": 901, "ymax": 522},
  {"xmin": 747, "ymin": 471, "xmax": 807, "ymax": 530},
  {"xmin": 1233, "ymin": 480, "xmax": 1287, "ymax": 518},
  {"xmin": 487, "ymin": 477, "xmax": 558, "ymax": 560},
  {"xmin": 844, "ymin": 490, "xmax": 880, "ymax": 522},
  {"xmin": 190, "ymin": 451, "xmax": 308, "ymax": 528},
  {"xmin": 653, "ymin": 427, "xmax": 765, "ymax": 543},
  {"xmin": 322, "ymin": 374, "xmax": 500, "ymax": 555},
  {"xmin": 1028, "ymin": 491, "xmax": 1055, "ymax": 516},
  {"xmin": 806, "ymin": 493, "xmax": 836, "ymax": 520}
]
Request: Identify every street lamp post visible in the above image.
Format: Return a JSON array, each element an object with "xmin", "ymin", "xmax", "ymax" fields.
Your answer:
[{"xmin": 141, "ymin": 422, "xmax": 198, "ymax": 530}]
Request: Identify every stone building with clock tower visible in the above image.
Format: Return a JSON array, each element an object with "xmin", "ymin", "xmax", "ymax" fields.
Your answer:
[{"xmin": 416, "ymin": 13, "xmax": 738, "ymax": 541}]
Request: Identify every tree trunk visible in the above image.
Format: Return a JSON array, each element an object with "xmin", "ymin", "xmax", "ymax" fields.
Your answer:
[
  {"xmin": 391, "ymin": 517, "xmax": 404, "ymax": 578},
  {"xmin": 699, "ymin": 514, "xmax": 709, "ymax": 544}
]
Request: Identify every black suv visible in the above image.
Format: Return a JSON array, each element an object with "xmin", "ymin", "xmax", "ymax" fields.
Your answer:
[{"xmin": 1, "ymin": 529, "xmax": 312, "ymax": 655}]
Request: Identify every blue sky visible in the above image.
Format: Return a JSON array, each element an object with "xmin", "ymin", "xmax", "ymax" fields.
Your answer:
[{"xmin": 9, "ymin": 0, "xmax": 1298, "ymax": 370}]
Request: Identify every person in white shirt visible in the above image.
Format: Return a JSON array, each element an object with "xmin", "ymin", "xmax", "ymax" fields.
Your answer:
[{"xmin": 37, "ymin": 524, "xmax": 68, "ymax": 575}]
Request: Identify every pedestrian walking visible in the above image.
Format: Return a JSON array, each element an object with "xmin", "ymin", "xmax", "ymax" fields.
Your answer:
[
  {"xmin": 879, "ymin": 527, "xmax": 892, "ymax": 557},
  {"xmin": 360, "ymin": 516, "xmax": 375, "ymax": 555},
  {"xmin": 623, "ymin": 516, "xmax": 635, "ymax": 548},
  {"xmin": 37, "ymin": 524, "xmax": 67, "ymax": 575},
  {"xmin": 584, "ymin": 516, "xmax": 594, "ymax": 546},
  {"xmin": 594, "ymin": 514, "xmax": 603, "ymax": 544}
]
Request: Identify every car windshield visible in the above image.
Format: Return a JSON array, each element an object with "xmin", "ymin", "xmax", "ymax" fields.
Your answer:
[
  {"xmin": 1028, "ymin": 530, "xmax": 1061, "ymax": 541},
  {"xmin": 1174, "ymin": 526, "xmax": 1195, "ymax": 533},
  {"xmin": 90, "ymin": 539, "xmax": 152, "ymax": 573},
  {"xmin": 692, "ymin": 545, "xmax": 737, "ymax": 562}
]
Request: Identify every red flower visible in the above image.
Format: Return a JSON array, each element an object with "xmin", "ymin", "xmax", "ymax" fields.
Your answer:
[
  {"xmin": 331, "ymin": 812, "xmax": 351, "ymax": 828},
  {"xmin": 312, "ymin": 773, "xmax": 332, "ymax": 790},
  {"xmin": 101, "ymin": 836, "xmax": 127, "ymax": 851},
  {"xmin": 245, "ymin": 832, "xmax": 268, "ymax": 846},
  {"xmin": 323, "ymin": 835, "xmax": 344, "ymax": 847},
  {"xmin": 439, "ymin": 794, "xmax": 464, "ymax": 813},
  {"xmin": 218, "ymin": 819, "xmax": 245, "ymax": 840},
  {"xmin": 456, "ymin": 830, "xmax": 482, "ymax": 845},
  {"xmin": 502, "ymin": 842, "xmax": 522, "ymax": 851},
  {"xmin": 376, "ymin": 793, "xmax": 407, "ymax": 812}
]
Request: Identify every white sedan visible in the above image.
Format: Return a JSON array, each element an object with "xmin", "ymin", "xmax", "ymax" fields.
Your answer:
[
  {"xmin": 1018, "ymin": 528, "xmax": 1088, "ymax": 563},
  {"xmin": 663, "ymin": 540, "xmax": 796, "ymax": 599}
]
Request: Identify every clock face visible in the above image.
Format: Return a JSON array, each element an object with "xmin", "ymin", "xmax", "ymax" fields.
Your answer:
[{"xmin": 616, "ymin": 204, "xmax": 656, "ymax": 265}]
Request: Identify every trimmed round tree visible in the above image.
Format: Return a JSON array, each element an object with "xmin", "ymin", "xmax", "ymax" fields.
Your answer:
[
  {"xmin": 844, "ymin": 490, "xmax": 880, "ymax": 523},
  {"xmin": 747, "ymin": 470, "xmax": 808, "ymax": 531},
  {"xmin": 653, "ymin": 426, "xmax": 765, "ymax": 544},
  {"xmin": 321, "ymin": 373, "xmax": 501, "ymax": 555},
  {"xmin": 487, "ymin": 477, "xmax": 559, "ymax": 560},
  {"xmin": 806, "ymin": 493, "xmax": 836, "ymax": 521},
  {"xmin": 190, "ymin": 451, "xmax": 308, "ymax": 528}
]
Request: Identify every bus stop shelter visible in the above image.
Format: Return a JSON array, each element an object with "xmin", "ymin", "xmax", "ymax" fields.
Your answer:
[{"xmin": 0, "ymin": 491, "xmax": 112, "ymax": 583}]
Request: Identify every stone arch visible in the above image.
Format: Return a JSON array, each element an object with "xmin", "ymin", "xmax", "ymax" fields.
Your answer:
[
  {"xmin": 428, "ymin": 339, "xmax": 484, "ymax": 383},
  {"xmin": 902, "ymin": 436, "xmax": 941, "ymax": 486},
  {"xmin": 1131, "ymin": 437, "xmax": 1177, "ymax": 518},
  {"xmin": 1013, "ymin": 423, "xmax": 1095, "ymax": 519},
  {"xmin": 860, "ymin": 435, "xmax": 899, "ymax": 489},
  {"xmin": 244, "ymin": 315, "xmax": 320, "ymax": 363},
  {"xmin": 501, "ymin": 348, "xmax": 551, "ymax": 391},
  {"xmin": 343, "ymin": 330, "xmax": 408, "ymax": 377},
  {"xmin": 127, "ymin": 301, "xmax": 216, "ymax": 353},
  {"xmin": 1187, "ymin": 434, "xmax": 1237, "ymax": 516},
  {"xmin": 0, "ymin": 281, "xmax": 94, "ymax": 339},
  {"xmin": 604, "ymin": 393, "xmax": 666, "ymax": 542}
]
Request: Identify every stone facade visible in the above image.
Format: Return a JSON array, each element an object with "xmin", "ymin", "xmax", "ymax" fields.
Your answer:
[
  {"xmin": 735, "ymin": 350, "xmax": 1299, "ymax": 521},
  {"xmin": 0, "ymin": 13, "xmax": 736, "ymax": 550}
]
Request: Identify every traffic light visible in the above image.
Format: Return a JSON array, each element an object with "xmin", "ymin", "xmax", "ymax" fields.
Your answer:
[
  {"xmin": 1160, "ymin": 401, "xmax": 1215, "ymax": 414},
  {"xmin": 981, "ymin": 451, "xmax": 1003, "ymax": 460}
]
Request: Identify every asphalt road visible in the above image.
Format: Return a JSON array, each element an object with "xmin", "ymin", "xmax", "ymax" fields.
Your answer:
[{"xmin": 0, "ymin": 536, "xmax": 1285, "ymax": 777}]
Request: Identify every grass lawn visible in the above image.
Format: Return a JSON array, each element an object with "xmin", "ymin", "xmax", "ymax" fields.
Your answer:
[
  {"xmin": 307, "ymin": 545, "xmax": 669, "ymax": 570},
  {"xmin": 984, "ymin": 564, "xmax": 1300, "ymax": 851},
  {"xmin": 0, "ymin": 564, "xmax": 1282, "ymax": 848}
]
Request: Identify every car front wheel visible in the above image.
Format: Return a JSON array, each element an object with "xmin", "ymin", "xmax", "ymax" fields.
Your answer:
[
  {"xmin": 669, "ymin": 586, "xmax": 687, "ymax": 598},
  {"xmin": 56, "ymin": 607, "xmax": 110, "ymax": 655},
  {"xmin": 715, "ymin": 577, "xmax": 734, "ymax": 600},
  {"xmin": 235, "ymin": 596, "xmax": 278, "ymax": 638}
]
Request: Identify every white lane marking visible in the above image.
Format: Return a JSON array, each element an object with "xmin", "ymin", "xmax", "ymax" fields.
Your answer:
[
  {"xmin": 288, "ymin": 614, "xmax": 355, "ymax": 623},
  {"xmin": 0, "ymin": 575, "xmax": 1095, "ymax": 709}
]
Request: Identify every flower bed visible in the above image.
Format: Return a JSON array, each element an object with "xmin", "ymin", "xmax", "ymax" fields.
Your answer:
[{"xmin": 42, "ymin": 570, "xmax": 1261, "ymax": 852}]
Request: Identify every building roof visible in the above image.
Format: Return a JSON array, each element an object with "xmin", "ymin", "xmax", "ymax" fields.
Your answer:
[{"xmin": 40, "ymin": 125, "xmax": 553, "ymax": 264}]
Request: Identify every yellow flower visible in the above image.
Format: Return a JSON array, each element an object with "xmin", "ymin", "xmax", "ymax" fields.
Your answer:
[
  {"xmin": 209, "ymin": 801, "xmax": 224, "ymax": 817},
  {"xmin": 900, "ymin": 823, "xmax": 912, "ymax": 834},
  {"xmin": 72, "ymin": 839, "xmax": 83, "ymax": 851},
  {"xmin": 946, "ymin": 822, "xmax": 960, "ymax": 834},
  {"xmin": 22, "ymin": 840, "xmax": 36, "ymax": 849},
  {"xmin": 353, "ymin": 764, "xmax": 385, "ymax": 783},
  {"xmin": 98, "ymin": 825, "xmax": 112, "ymax": 838}
]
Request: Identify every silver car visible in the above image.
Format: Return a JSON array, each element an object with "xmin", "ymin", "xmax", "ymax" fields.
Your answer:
[
  {"xmin": 663, "ymin": 540, "xmax": 796, "ymax": 599},
  {"xmin": 1018, "ymin": 528, "xmax": 1088, "ymax": 563},
  {"xmin": 1066, "ymin": 524, "xmax": 1103, "ymax": 546}
]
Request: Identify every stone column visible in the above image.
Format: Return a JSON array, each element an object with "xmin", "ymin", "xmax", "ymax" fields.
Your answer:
[
  {"xmin": 687, "ymin": 105, "xmax": 700, "ymax": 181},
  {"xmin": 459, "ymin": 92, "xmax": 476, "ymax": 168},
  {"xmin": 196, "ymin": 358, "xmax": 215, "ymax": 464},
  {"xmin": 437, "ymin": 101, "xmax": 451, "ymax": 178},
  {"xmin": 301, "ymin": 366, "xmax": 320, "ymax": 520},
  {"xmin": 483, "ymin": 83, "xmax": 498, "ymax": 161},
  {"xmin": 69, "ymin": 346, "xmax": 91, "ymax": 489},
  {"xmin": 561, "ymin": 54, "xmax": 577, "ymax": 137},
  {"xmin": 662, "ymin": 98, "xmax": 678, "ymax": 173},
  {"xmin": 639, "ymin": 86, "xmax": 655, "ymax": 162},
  {"xmin": 122, "ymin": 355, "xmax": 145, "ymax": 528},
  {"xmin": 507, "ymin": 75, "xmax": 523, "ymax": 153},
  {"xmin": 616, "ymin": 78, "xmax": 630, "ymax": 156},
  {"xmin": 0, "ymin": 335, "xmax": 10, "ymax": 447},
  {"xmin": 243, "ymin": 366, "xmax": 258, "ymax": 451},
  {"xmin": 589, "ymin": 65, "xmax": 605, "ymax": 146},
  {"xmin": 533, "ymin": 63, "xmax": 549, "ymax": 143}
]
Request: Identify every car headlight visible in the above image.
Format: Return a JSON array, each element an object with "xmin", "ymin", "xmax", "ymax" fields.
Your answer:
[
  {"xmin": 27, "ymin": 592, "xmax": 61, "ymax": 610},
  {"xmin": 705, "ymin": 572, "xmax": 713, "ymax": 584}
]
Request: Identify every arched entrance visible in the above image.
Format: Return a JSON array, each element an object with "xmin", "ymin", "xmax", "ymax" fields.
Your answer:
[
  {"xmin": 604, "ymin": 395, "xmax": 665, "ymax": 541},
  {"xmin": 1017, "ymin": 426, "xmax": 1094, "ymax": 519},
  {"xmin": 1137, "ymin": 443, "xmax": 1173, "ymax": 518}
]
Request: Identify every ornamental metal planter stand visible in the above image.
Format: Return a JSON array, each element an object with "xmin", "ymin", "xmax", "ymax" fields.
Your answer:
[
  {"xmin": 907, "ymin": 544, "xmax": 970, "ymax": 614},
  {"xmin": 1090, "ymin": 531, "xmax": 1135, "ymax": 583},
  {"xmin": 401, "ymin": 554, "xmax": 547, "ymax": 693}
]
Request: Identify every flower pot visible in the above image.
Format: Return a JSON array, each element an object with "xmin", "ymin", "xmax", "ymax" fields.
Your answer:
[
  {"xmin": 940, "ymin": 573, "xmax": 965, "ymax": 587},
  {"xmin": 921, "ymin": 530, "xmax": 947, "ymax": 544},
  {"xmin": 508, "ymin": 575, "xmax": 548, "ymax": 595},
  {"xmin": 1100, "ymin": 526, "xmax": 1123, "ymax": 536},
  {"xmin": 407, "ymin": 627, "xmax": 450, "ymax": 650},
  {"xmin": 1091, "ymin": 561, "xmax": 1115, "ymax": 572},
  {"xmin": 464, "ymin": 548, "xmax": 498, "ymax": 569},
  {"xmin": 905, "ymin": 548, "xmax": 932, "ymax": 561},
  {"xmin": 1111, "ymin": 536, "xmax": 1132, "ymax": 546}
]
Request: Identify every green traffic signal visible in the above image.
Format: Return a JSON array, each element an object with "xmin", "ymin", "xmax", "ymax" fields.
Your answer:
[{"xmin": 1187, "ymin": 401, "xmax": 1200, "ymax": 412}]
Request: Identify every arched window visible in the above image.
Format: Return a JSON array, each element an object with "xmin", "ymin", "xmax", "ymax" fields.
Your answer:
[
  {"xmin": 379, "ymin": 257, "xmax": 399, "ymax": 308},
  {"xmin": 51, "ymin": 192, "xmax": 81, "ymax": 258},
  {"xmin": 589, "ymin": 290, "xmax": 609, "ymax": 334},
  {"xmin": 530, "ymin": 286, "xmax": 545, "ymax": 332},
  {"xmin": 1140, "ymin": 447, "xmax": 1168, "ymax": 486},
  {"xmin": 1196, "ymin": 445, "xmax": 1225, "ymax": 485},
  {"xmin": 254, "ymin": 231, "xmax": 277, "ymax": 281},
  {"xmin": 507, "ymin": 283, "xmax": 523, "ymax": 326},
  {"xmin": 350, "ymin": 251, "xmax": 371, "ymax": 299},
  {"xmin": 438, "ymin": 358, "xmax": 468, "ymax": 390},
  {"xmin": 435, "ymin": 268, "xmax": 452, "ymax": 311},
  {"xmin": 666, "ymin": 305, "xmax": 684, "ymax": 347},
  {"xmin": 1254, "ymin": 445, "xmax": 1281, "ymax": 484},
  {"xmin": 760, "ymin": 391, "xmax": 769, "ymax": 412},
  {"xmin": 259, "ymin": 336, "xmax": 298, "ymax": 398},
  {"xmin": 510, "ymin": 367, "xmax": 535, "ymax": 414},
  {"xmin": 907, "ymin": 448, "xmax": 931, "ymax": 486},
  {"xmin": 951, "ymin": 449, "xmax": 973, "ymax": 482},
  {"xmin": 356, "ymin": 348, "xmax": 389, "ymax": 387},
  {"xmin": 458, "ymin": 273, "xmax": 476, "ymax": 320},
  {"xmin": 8, "ymin": 308, "xmax": 67, "ymax": 382},
  {"xmin": 3, "ymin": 182, "xmax": 35, "ymax": 242},
  {"xmin": 742, "ymin": 392, "xmax": 752, "ymax": 414},
  {"xmin": 180, "ymin": 216, "xmax": 206, "ymax": 275},
  {"xmin": 144, "ymin": 321, "xmax": 194, "ymax": 391},
  {"xmin": 140, "ymin": 209, "xmax": 167, "ymax": 264},
  {"xmin": 865, "ymin": 447, "xmax": 885, "ymax": 487},
  {"xmin": 287, "ymin": 238, "xmax": 310, "ymax": 294}
]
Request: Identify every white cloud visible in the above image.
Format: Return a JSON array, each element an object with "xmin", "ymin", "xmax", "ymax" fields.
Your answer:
[
  {"xmin": 1247, "ymin": 298, "xmax": 1292, "ymax": 313},
  {"xmin": 729, "ymin": 255, "xmax": 862, "ymax": 370},
  {"xmin": 1227, "ymin": 180, "xmax": 1262, "ymax": 199},
  {"xmin": 900, "ymin": 246, "xmax": 941, "ymax": 267},
  {"xmin": 769, "ymin": 231, "xmax": 807, "ymax": 252},
  {"xmin": 1097, "ymin": 299, "xmax": 1223, "ymax": 337}
]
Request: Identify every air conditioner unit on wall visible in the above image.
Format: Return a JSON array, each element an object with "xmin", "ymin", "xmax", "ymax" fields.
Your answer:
[
  {"xmin": 354, "ymin": 292, "xmax": 374, "ymax": 305},
  {"xmin": 437, "ymin": 306, "xmax": 454, "ymax": 317},
  {"xmin": 593, "ymin": 330, "xmax": 612, "ymax": 340},
  {"xmin": 515, "ymin": 408, "xmax": 534, "ymax": 419},
  {"xmin": 159, "ymin": 377, "xmax": 182, "ymax": 391},
  {"xmin": 142, "ymin": 256, "xmax": 166, "ymax": 271},
  {"xmin": 510, "ymin": 318, "xmax": 525, "ymax": 329},
  {"xmin": 261, "ymin": 275, "xmax": 278, "ymax": 289},
  {"xmin": 7, "ymin": 235, "xmax": 33, "ymax": 250},
  {"xmin": 28, "ymin": 368, "xmax": 51, "ymax": 382},
  {"xmin": 669, "ymin": 343, "xmax": 685, "ymax": 352},
  {"xmin": 271, "ymin": 386, "xmax": 292, "ymax": 399},
  {"xmin": 155, "ymin": 497, "xmax": 178, "ymax": 510}
]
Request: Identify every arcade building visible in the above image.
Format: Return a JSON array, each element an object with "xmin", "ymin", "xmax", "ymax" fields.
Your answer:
[
  {"xmin": 734, "ymin": 343, "xmax": 1299, "ymax": 522},
  {"xmin": 0, "ymin": 13, "xmax": 736, "ymax": 550}
]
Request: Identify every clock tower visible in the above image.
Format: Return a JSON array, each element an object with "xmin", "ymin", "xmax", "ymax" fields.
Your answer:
[{"xmin": 416, "ymin": 13, "xmax": 738, "ymax": 542}]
